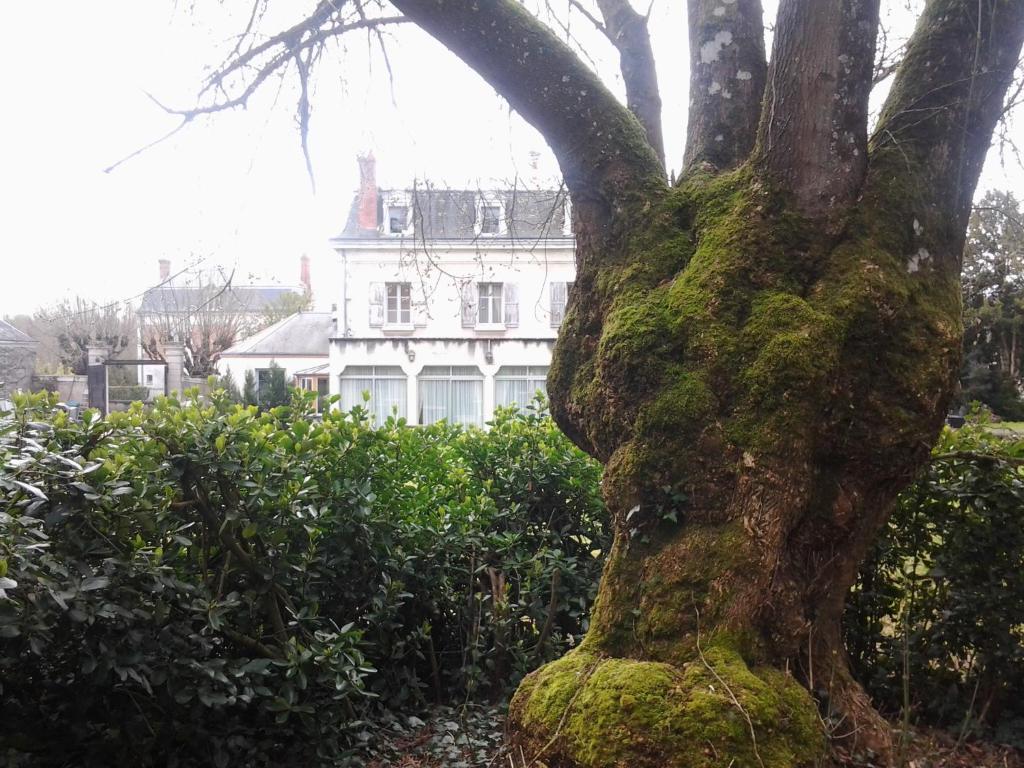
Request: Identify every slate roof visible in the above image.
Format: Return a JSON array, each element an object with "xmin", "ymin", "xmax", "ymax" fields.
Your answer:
[
  {"xmin": 221, "ymin": 312, "xmax": 333, "ymax": 357},
  {"xmin": 340, "ymin": 187, "xmax": 571, "ymax": 240},
  {"xmin": 139, "ymin": 285, "xmax": 302, "ymax": 315},
  {"xmin": 0, "ymin": 319, "xmax": 36, "ymax": 345}
]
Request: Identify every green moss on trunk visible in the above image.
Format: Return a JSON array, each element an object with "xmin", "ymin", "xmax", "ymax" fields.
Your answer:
[
  {"xmin": 531, "ymin": 161, "xmax": 965, "ymax": 765},
  {"xmin": 511, "ymin": 645, "xmax": 824, "ymax": 767}
]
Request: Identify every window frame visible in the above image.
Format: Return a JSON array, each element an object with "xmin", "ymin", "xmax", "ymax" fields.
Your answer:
[
  {"xmin": 417, "ymin": 365, "xmax": 485, "ymax": 427},
  {"xmin": 495, "ymin": 366, "xmax": 549, "ymax": 410},
  {"xmin": 382, "ymin": 192, "xmax": 414, "ymax": 237},
  {"xmin": 255, "ymin": 368, "xmax": 272, "ymax": 405},
  {"xmin": 477, "ymin": 282, "xmax": 504, "ymax": 326},
  {"xmin": 385, "ymin": 282, "xmax": 412, "ymax": 326},
  {"xmin": 338, "ymin": 365, "xmax": 408, "ymax": 422},
  {"xmin": 475, "ymin": 194, "xmax": 506, "ymax": 237}
]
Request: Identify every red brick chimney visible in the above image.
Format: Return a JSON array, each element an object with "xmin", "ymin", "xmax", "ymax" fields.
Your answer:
[
  {"xmin": 159, "ymin": 259, "xmax": 170, "ymax": 282},
  {"xmin": 356, "ymin": 152, "xmax": 378, "ymax": 232},
  {"xmin": 300, "ymin": 255, "xmax": 312, "ymax": 296}
]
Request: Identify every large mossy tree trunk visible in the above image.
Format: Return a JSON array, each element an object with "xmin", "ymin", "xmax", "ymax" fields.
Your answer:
[{"xmin": 390, "ymin": 1, "xmax": 1024, "ymax": 765}]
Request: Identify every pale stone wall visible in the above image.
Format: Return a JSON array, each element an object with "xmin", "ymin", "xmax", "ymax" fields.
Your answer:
[
  {"xmin": 0, "ymin": 343, "xmax": 37, "ymax": 398},
  {"xmin": 32, "ymin": 375, "xmax": 89, "ymax": 404}
]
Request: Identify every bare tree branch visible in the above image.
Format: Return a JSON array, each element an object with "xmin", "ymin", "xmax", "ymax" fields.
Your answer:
[
  {"xmin": 754, "ymin": 0, "xmax": 880, "ymax": 216},
  {"xmin": 869, "ymin": 0, "xmax": 1024, "ymax": 258},
  {"xmin": 684, "ymin": 0, "xmax": 767, "ymax": 174},
  {"xmin": 593, "ymin": 0, "xmax": 665, "ymax": 166},
  {"xmin": 388, "ymin": 0, "xmax": 665, "ymax": 216}
]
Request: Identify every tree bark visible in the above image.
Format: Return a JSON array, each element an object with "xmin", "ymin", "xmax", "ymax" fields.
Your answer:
[
  {"xmin": 754, "ymin": 0, "xmax": 880, "ymax": 218},
  {"xmin": 595, "ymin": 0, "xmax": 665, "ymax": 167},
  {"xmin": 684, "ymin": 0, "xmax": 767, "ymax": 173}
]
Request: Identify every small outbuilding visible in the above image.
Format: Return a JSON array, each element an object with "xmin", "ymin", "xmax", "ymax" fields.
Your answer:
[{"xmin": 0, "ymin": 319, "xmax": 38, "ymax": 401}]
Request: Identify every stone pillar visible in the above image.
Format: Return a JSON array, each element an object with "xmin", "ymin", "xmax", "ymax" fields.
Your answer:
[
  {"xmin": 163, "ymin": 342, "xmax": 185, "ymax": 397},
  {"xmin": 86, "ymin": 343, "xmax": 109, "ymax": 414}
]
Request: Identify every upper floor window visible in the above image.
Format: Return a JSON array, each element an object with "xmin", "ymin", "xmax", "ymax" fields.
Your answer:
[
  {"xmin": 475, "ymin": 195, "xmax": 506, "ymax": 237},
  {"xmin": 388, "ymin": 206, "xmax": 409, "ymax": 234},
  {"xmin": 480, "ymin": 205, "xmax": 502, "ymax": 235},
  {"xmin": 461, "ymin": 281, "xmax": 519, "ymax": 329},
  {"xmin": 386, "ymin": 282, "xmax": 411, "ymax": 325},
  {"xmin": 383, "ymin": 192, "xmax": 413, "ymax": 236},
  {"xmin": 370, "ymin": 282, "xmax": 421, "ymax": 328},
  {"xmin": 549, "ymin": 281, "xmax": 574, "ymax": 327},
  {"xmin": 478, "ymin": 282, "xmax": 503, "ymax": 324}
]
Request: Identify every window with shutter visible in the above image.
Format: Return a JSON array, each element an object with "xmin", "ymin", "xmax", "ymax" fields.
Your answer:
[
  {"xmin": 478, "ymin": 283, "xmax": 503, "ymax": 324},
  {"xmin": 385, "ymin": 282, "xmax": 412, "ymax": 325}
]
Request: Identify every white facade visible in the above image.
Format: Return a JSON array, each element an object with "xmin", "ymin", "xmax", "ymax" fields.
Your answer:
[
  {"xmin": 217, "ymin": 311, "xmax": 334, "ymax": 407},
  {"xmin": 330, "ymin": 206, "xmax": 575, "ymax": 426}
]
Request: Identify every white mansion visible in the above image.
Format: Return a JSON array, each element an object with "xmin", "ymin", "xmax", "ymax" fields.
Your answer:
[
  {"xmin": 327, "ymin": 154, "xmax": 575, "ymax": 426},
  {"xmin": 218, "ymin": 154, "xmax": 576, "ymax": 425}
]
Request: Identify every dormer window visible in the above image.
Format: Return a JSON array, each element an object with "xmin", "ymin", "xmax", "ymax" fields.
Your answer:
[
  {"xmin": 480, "ymin": 205, "xmax": 501, "ymax": 235},
  {"xmin": 383, "ymin": 192, "xmax": 413, "ymax": 236},
  {"xmin": 475, "ymin": 194, "xmax": 506, "ymax": 237},
  {"xmin": 388, "ymin": 205, "xmax": 409, "ymax": 234}
]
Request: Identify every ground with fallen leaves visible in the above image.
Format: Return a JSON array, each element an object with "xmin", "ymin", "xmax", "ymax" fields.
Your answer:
[{"xmin": 356, "ymin": 706, "xmax": 1023, "ymax": 767}]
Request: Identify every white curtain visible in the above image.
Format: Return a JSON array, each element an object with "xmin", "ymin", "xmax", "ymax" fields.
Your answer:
[
  {"xmin": 340, "ymin": 367, "xmax": 407, "ymax": 423},
  {"xmin": 419, "ymin": 367, "xmax": 483, "ymax": 426},
  {"xmin": 495, "ymin": 366, "xmax": 547, "ymax": 409}
]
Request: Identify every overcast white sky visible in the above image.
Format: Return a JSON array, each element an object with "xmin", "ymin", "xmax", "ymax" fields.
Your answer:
[{"xmin": 1, "ymin": 1, "xmax": 1022, "ymax": 317}]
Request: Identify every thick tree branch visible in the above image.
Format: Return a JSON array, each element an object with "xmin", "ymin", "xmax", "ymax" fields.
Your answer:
[
  {"xmin": 683, "ymin": 0, "xmax": 767, "ymax": 174},
  {"xmin": 869, "ymin": 0, "xmax": 1024, "ymax": 256},
  {"xmin": 388, "ymin": 0, "xmax": 665, "ymax": 210},
  {"xmin": 754, "ymin": 0, "xmax": 879, "ymax": 216},
  {"xmin": 594, "ymin": 0, "xmax": 665, "ymax": 167}
]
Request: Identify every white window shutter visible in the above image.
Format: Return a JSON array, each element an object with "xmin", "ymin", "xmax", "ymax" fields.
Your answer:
[
  {"xmin": 550, "ymin": 282, "xmax": 567, "ymax": 327},
  {"xmin": 369, "ymin": 282, "xmax": 385, "ymax": 327},
  {"xmin": 412, "ymin": 284, "xmax": 428, "ymax": 327},
  {"xmin": 461, "ymin": 282, "xmax": 478, "ymax": 328},
  {"xmin": 503, "ymin": 283, "xmax": 519, "ymax": 327}
]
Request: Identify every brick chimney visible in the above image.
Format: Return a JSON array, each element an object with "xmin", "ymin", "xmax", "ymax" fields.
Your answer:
[
  {"xmin": 158, "ymin": 259, "xmax": 170, "ymax": 282},
  {"xmin": 300, "ymin": 255, "xmax": 312, "ymax": 296},
  {"xmin": 356, "ymin": 152, "xmax": 378, "ymax": 232}
]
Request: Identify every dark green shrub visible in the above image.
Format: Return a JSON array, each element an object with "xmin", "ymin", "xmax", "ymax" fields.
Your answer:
[
  {"xmin": 0, "ymin": 390, "xmax": 606, "ymax": 766},
  {"xmin": 846, "ymin": 421, "xmax": 1024, "ymax": 746}
]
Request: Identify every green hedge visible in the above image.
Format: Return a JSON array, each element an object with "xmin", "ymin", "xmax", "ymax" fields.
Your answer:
[
  {"xmin": 0, "ymin": 390, "xmax": 606, "ymax": 766},
  {"xmin": 107, "ymin": 385, "xmax": 152, "ymax": 403},
  {"xmin": 846, "ymin": 421, "xmax": 1024, "ymax": 747}
]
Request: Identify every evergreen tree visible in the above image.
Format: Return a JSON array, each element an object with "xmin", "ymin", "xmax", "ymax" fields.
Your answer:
[
  {"xmin": 219, "ymin": 369, "xmax": 242, "ymax": 404},
  {"xmin": 961, "ymin": 190, "xmax": 1024, "ymax": 417},
  {"xmin": 260, "ymin": 362, "xmax": 290, "ymax": 409},
  {"xmin": 242, "ymin": 370, "xmax": 258, "ymax": 408}
]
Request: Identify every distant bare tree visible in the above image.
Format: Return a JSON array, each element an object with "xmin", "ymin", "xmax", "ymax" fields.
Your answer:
[
  {"xmin": 139, "ymin": 268, "xmax": 307, "ymax": 377},
  {"xmin": 32, "ymin": 298, "xmax": 137, "ymax": 375}
]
